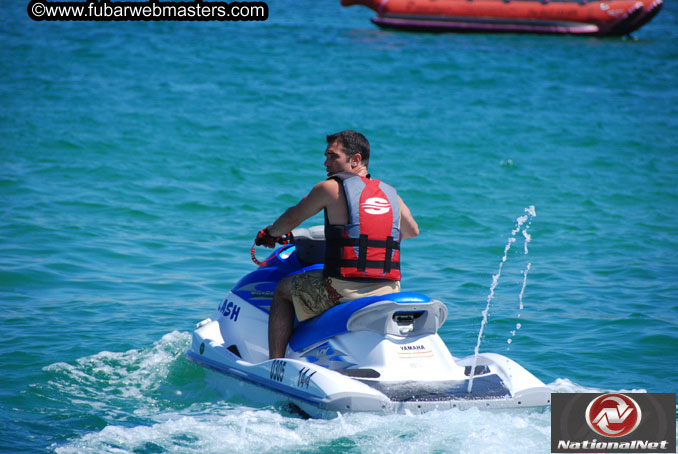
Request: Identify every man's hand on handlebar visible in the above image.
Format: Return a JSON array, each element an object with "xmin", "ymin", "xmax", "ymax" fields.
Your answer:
[{"xmin": 254, "ymin": 227, "xmax": 292, "ymax": 248}]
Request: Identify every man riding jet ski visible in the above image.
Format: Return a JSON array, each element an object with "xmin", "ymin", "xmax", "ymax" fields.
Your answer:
[
  {"xmin": 186, "ymin": 131, "xmax": 551, "ymax": 416},
  {"xmin": 255, "ymin": 130, "xmax": 419, "ymax": 360}
]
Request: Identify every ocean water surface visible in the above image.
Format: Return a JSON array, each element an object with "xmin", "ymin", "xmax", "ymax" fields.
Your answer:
[{"xmin": 1, "ymin": 0, "xmax": 677, "ymax": 452}]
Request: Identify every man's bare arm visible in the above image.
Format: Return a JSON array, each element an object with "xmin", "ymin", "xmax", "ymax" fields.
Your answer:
[
  {"xmin": 398, "ymin": 196, "xmax": 419, "ymax": 240},
  {"xmin": 267, "ymin": 180, "xmax": 336, "ymax": 237}
]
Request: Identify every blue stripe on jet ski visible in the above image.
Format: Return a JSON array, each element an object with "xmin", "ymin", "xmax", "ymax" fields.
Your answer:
[
  {"xmin": 232, "ymin": 245, "xmax": 323, "ymax": 313},
  {"xmin": 289, "ymin": 292, "xmax": 430, "ymax": 352}
]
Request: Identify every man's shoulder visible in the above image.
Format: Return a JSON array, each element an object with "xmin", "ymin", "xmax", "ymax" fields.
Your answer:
[
  {"xmin": 313, "ymin": 178, "xmax": 341, "ymax": 191},
  {"xmin": 307, "ymin": 179, "xmax": 342, "ymax": 201}
]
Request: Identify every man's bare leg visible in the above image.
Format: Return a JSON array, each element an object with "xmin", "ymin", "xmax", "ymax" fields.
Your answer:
[{"xmin": 268, "ymin": 276, "xmax": 295, "ymax": 359}]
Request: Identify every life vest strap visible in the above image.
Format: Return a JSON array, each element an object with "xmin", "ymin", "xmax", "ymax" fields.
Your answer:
[
  {"xmin": 339, "ymin": 260, "xmax": 401, "ymax": 271},
  {"xmin": 357, "ymin": 234, "xmax": 368, "ymax": 271},
  {"xmin": 384, "ymin": 235, "xmax": 396, "ymax": 273},
  {"xmin": 330, "ymin": 237, "xmax": 401, "ymax": 250}
]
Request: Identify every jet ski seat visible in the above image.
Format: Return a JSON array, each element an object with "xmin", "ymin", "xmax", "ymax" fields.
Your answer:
[
  {"xmin": 289, "ymin": 292, "xmax": 448, "ymax": 353},
  {"xmin": 292, "ymin": 226, "xmax": 326, "ymax": 265}
]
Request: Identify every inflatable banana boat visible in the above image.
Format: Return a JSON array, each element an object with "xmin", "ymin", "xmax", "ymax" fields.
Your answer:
[{"xmin": 341, "ymin": 0, "xmax": 662, "ymax": 36}]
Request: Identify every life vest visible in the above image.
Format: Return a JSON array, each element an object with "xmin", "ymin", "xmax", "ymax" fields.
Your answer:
[{"xmin": 324, "ymin": 172, "xmax": 401, "ymax": 280}]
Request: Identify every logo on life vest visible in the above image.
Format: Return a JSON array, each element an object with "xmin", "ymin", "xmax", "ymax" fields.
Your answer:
[{"xmin": 361, "ymin": 197, "xmax": 390, "ymax": 215}]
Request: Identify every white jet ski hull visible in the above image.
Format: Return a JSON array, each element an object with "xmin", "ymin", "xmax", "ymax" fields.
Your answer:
[{"xmin": 186, "ymin": 227, "xmax": 551, "ymax": 417}]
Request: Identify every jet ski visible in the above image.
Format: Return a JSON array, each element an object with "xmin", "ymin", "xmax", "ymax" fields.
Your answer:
[{"xmin": 186, "ymin": 226, "xmax": 551, "ymax": 417}]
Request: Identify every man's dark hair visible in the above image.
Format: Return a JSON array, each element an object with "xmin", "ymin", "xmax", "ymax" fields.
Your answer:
[{"xmin": 326, "ymin": 130, "xmax": 370, "ymax": 166}]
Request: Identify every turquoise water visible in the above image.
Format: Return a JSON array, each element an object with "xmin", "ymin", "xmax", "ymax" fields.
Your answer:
[{"xmin": 2, "ymin": 0, "xmax": 677, "ymax": 452}]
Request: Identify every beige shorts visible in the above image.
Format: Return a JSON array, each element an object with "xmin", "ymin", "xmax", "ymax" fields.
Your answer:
[{"xmin": 289, "ymin": 270, "xmax": 400, "ymax": 322}]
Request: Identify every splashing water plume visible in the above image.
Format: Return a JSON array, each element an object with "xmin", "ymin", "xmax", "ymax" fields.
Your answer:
[
  {"xmin": 467, "ymin": 206, "xmax": 535, "ymax": 393},
  {"xmin": 507, "ymin": 224, "xmax": 533, "ymax": 347},
  {"xmin": 507, "ymin": 262, "xmax": 531, "ymax": 346}
]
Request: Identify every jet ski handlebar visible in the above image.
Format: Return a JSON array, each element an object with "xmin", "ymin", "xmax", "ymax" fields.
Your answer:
[
  {"xmin": 251, "ymin": 228, "xmax": 293, "ymax": 267},
  {"xmin": 251, "ymin": 226, "xmax": 325, "ymax": 267}
]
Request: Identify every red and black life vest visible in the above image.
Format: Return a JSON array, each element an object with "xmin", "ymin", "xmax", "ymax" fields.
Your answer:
[{"xmin": 324, "ymin": 172, "xmax": 401, "ymax": 281}]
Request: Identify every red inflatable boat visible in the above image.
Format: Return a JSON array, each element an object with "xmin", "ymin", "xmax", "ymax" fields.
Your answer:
[{"xmin": 341, "ymin": 0, "xmax": 662, "ymax": 36}]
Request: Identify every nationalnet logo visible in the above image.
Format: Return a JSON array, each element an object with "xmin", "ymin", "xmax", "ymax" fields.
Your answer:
[
  {"xmin": 585, "ymin": 393, "xmax": 641, "ymax": 438},
  {"xmin": 552, "ymin": 393, "xmax": 676, "ymax": 453}
]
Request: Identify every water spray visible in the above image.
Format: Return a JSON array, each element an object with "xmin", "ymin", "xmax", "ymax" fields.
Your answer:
[
  {"xmin": 467, "ymin": 206, "xmax": 535, "ymax": 394},
  {"xmin": 507, "ymin": 225, "xmax": 533, "ymax": 347}
]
